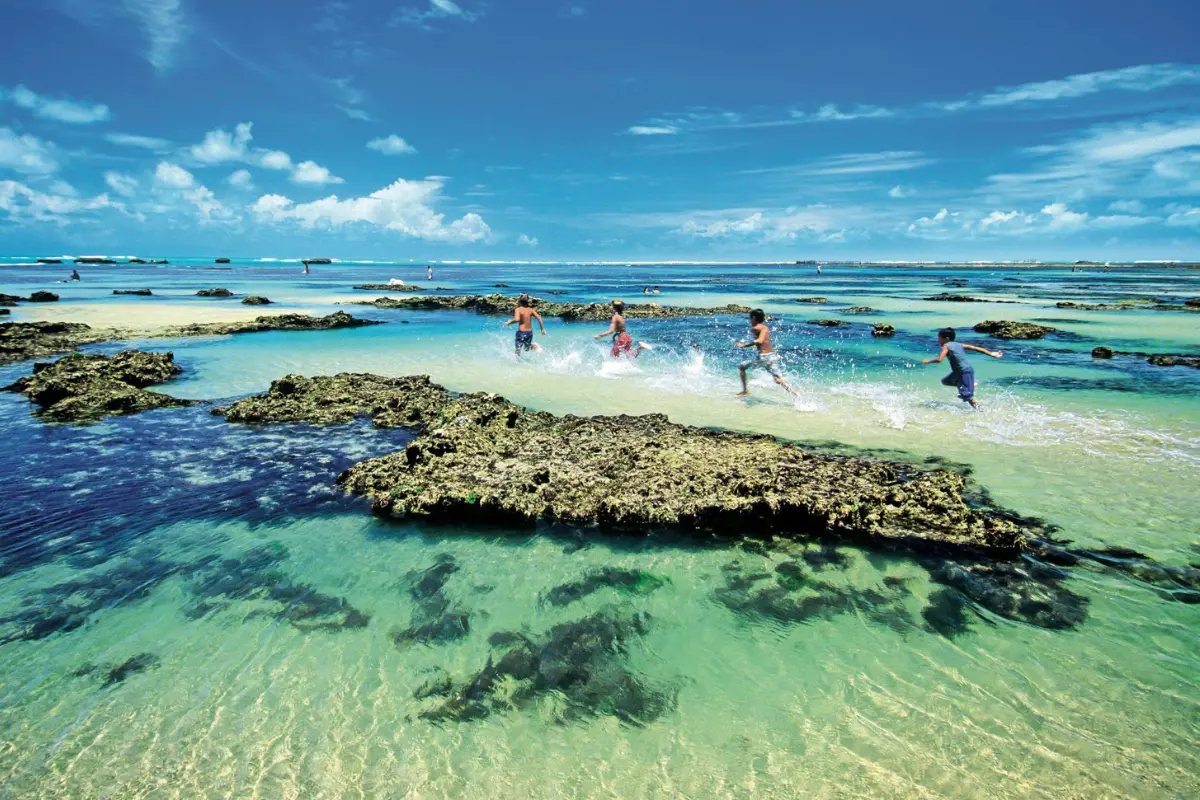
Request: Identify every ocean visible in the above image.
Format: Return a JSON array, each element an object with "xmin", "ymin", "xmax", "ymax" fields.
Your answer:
[{"xmin": 1, "ymin": 257, "xmax": 1197, "ymax": 798}]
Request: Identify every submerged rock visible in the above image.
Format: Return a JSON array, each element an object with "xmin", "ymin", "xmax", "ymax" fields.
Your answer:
[
  {"xmin": 840, "ymin": 306, "xmax": 876, "ymax": 313},
  {"xmin": 0, "ymin": 321, "xmax": 117, "ymax": 365},
  {"xmin": 392, "ymin": 554, "xmax": 472, "ymax": 648},
  {"xmin": 544, "ymin": 567, "xmax": 670, "ymax": 607},
  {"xmin": 113, "ymin": 289, "xmax": 153, "ymax": 296},
  {"xmin": 74, "ymin": 653, "xmax": 161, "ymax": 687},
  {"xmin": 1147, "ymin": 354, "xmax": 1200, "ymax": 369},
  {"xmin": 238, "ymin": 377, "xmax": 1046, "ymax": 555},
  {"xmin": 1056, "ymin": 301, "xmax": 1199, "ymax": 312},
  {"xmin": 972, "ymin": 320, "xmax": 1057, "ymax": 339},
  {"xmin": 871, "ymin": 323, "xmax": 896, "ymax": 337},
  {"xmin": 353, "ymin": 293, "xmax": 751, "ymax": 321},
  {"xmin": 241, "ymin": 296, "xmax": 272, "ymax": 305},
  {"xmin": 1091, "ymin": 346, "xmax": 1113, "ymax": 358},
  {"xmin": 27, "ymin": 291, "xmax": 59, "ymax": 302},
  {"xmin": 924, "ymin": 294, "xmax": 1016, "ymax": 303},
  {"xmin": 415, "ymin": 610, "xmax": 674, "ymax": 726},
  {"xmin": 927, "ymin": 560, "xmax": 1088, "ymax": 629},
  {"xmin": 807, "ymin": 319, "xmax": 850, "ymax": 327},
  {"xmin": 3, "ymin": 350, "xmax": 195, "ymax": 422},
  {"xmin": 353, "ymin": 283, "xmax": 424, "ymax": 292},
  {"xmin": 793, "ymin": 297, "xmax": 828, "ymax": 304},
  {"xmin": 196, "ymin": 288, "xmax": 233, "ymax": 297},
  {"xmin": 1069, "ymin": 547, "xmax": 1200, "ymax": 603}
]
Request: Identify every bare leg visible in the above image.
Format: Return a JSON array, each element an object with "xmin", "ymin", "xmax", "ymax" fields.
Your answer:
[
  {"xmin": 532, "ymin": 342, "xmax": 543, "ymax": 353},
  {"xmin": 968, "ymin": 397, "xmax": 981, "ymax": 409},
  {"xmin": 736, "ymin": 366, "xmax": 750, "ymax": 396},
  {"xmin": 775, "ymin": 375, "xmax": 798, "ymax": 396}
]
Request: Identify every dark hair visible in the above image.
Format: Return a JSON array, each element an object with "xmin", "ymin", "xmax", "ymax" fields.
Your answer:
[
  {"xmin": 612, "ymin": 300, "xmax": 625, "ymax": 312},
  {"xmin": 517, "ymin": 294, "xmax": 531, "ymax": 307},
  {"xmin": 938, "ymin": 327, "xmax": 956, "ymax": 341},
  {"xmin": 750, "ymin": 308, "xmax": 766, "ymax": 324}
]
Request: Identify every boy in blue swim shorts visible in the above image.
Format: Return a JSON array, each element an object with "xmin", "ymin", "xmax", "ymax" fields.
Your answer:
[
  {"xmin": 503, "ymin": 294, "xmax": 546, "ymax": 355},
  {"xmin": 922, "ymin": 327, "xmax": 1003, "ymax": 408}
]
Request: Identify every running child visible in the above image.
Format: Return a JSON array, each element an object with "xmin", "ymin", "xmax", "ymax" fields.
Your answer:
[
  {"xmin": 594, "ymin": 300, "xmax": 650, "ymax": 358},
  {"xmin": 735, "ymin": 309, "xmax": 797, "ymax": 397},
  {"xmin": 922, "ymin": 327, "xmax": 1002, "ymax": 408},
  {"xmin": 503, "ymin": 294, "xmax": 546, "ymax": 355}
]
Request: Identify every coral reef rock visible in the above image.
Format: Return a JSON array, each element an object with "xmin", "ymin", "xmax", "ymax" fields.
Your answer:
[
  {"xmin": 353, "ymin": 293, "xmax": 751, "ymax": 322},
  {"xmin": 972, "ymin": 320, "xmax": 1057, "ymax": 339}
]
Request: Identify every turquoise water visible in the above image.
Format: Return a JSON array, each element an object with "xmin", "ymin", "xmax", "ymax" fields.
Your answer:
[{"xmin": 2, "ymin": 258, "xmax": 1198, "ymax": 798}]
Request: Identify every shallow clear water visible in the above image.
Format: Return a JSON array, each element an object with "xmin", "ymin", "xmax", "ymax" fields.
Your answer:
[{"xmin": 2, "ymin": 258, "xmax": 1198, "ymax": 798}]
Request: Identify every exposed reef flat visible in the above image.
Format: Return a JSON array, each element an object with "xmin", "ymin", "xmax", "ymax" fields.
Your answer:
[
  {"xmin": 350, "ymin": 293, "xmax": 752, "ymax": 321},
  {"xmin": 217, "ymin": 373, "xmax": 1040, "ymax": 556},
  {"xmin": 1056, "ymin": 301, "xmax": 1199, "ymax": 312},
  {"xmin": 924, "ymin": 294, "xmax": 1019, "ymax": 304},
  {"xmin": 1091, "ymin": 347, "xmax": 1200, "ymax": 369},
  {"xmin": 972, "ymin": 320, "xmax": 1057, "ymax": 340},
  {"xmin": 353, "ymin": 283, "xmax": 424, "ymax": 292},
  {"xmin": 150, "ymin": 311, "xmax": 382, "ymax": 338},
  {"xmin": 3, "ymin": 350, "xmax": 195, "ymax": 422}
]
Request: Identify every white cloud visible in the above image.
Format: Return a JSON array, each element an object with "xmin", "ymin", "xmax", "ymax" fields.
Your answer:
[
  {"xmin": 673, "ymin": 207, "xmax": 843, "ymax": 242},
  {"xmin": 1166, "ymin": 206, "xmax": 1200, "ymax": 226},
  {"xmin": 291, "ymin": 160, "xmax": 344, "ymax": 185},
  {"xmin": 251, "ymin": 177, "xmax": 490, "ymax": 242},
  {"xmin": 978, "ymin": 209, "xmax": 1032, "ymax": 230},
  {"xmin": 190, "ymin": 122, "xmax": 254, "ymax": 164},
  {"xmin": 105, "ymin": 132, "xmax": 171, "ymax": 149},
  {"xmin": 744, "ymin": 151, "xmax": 932, "ymax": 178},
  {"xmin": 978, "ymin": 63, "xmax": 1200, "ymax": 107},
  {"xmin": 888, "ymin": 185, "xmax": 915, "ymax": 198},
  {"xmin": 628, "ymin": 125, "xmax": 679, "ymax": 136},
  {"xmin": 259, "ymin": 150, "xmax": 292, "ymax": 170},
  {"xmin": 393, "ymin": 0, "xmax": 480, "ymax": 28},
  {"xmin": 122, "ymin": 0, "xmax": 189, "ymax": 73},
  {"xmin": 181, "ymin": 185, "xmax": 233, "ymax": 221},
  {"xmin": 0, "ymin": 179, "xmax": 112, "ymax": 223},
  {"xmin": 517, "ymin": 233, "xmax": 538, "ymax": 246},
  {"xmin": 227, "ymin": 169, "xmax": 254, "ymax": 190},
  {"xmin": 0, "ymin": 127, "xmax": 60, "ymax": 174},
  {"xmin": 337, "ymin": 105, "xmax": 374, "ymax": 122},
  {"xmin": 3, "ymin": 85, "xmax": 110, "ymax": 124},
  {"xmin": 104, "ymin": 171, "xmax": 139, "ymax": 197},
  {"xmin": 804, "ymin": 103, "xmax": 892, "ymax": 122},
  {"xmin": 1109, "ymin": 199, "xmax": 1145, "ymax": 213},
  {"xmin": 367, "ymin": 135, "xmax": 417, "ymax": 155},
  {"xmin": 907, "ymin": 208, "xmax": 958, "ymax": 235},
  {"xmin": 154, "ymin": 161, "xmax": 195, "ymax": 188}
]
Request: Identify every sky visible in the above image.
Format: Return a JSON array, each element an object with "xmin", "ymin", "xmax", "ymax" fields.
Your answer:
[{"xmin": 1, "ymin": 0, "xmax": 1199, "ymax": 261}]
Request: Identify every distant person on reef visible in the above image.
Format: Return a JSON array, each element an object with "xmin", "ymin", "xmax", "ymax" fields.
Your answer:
[
  {"xmin": 504, "ymin": 294, "xmax": 547, "ymax": 355},
  {"xmin": 735, "ymin": 309, "xmax": 797, "ymax": 397},
  {"xmin": 652, "ymin": 286, "xmax": 661, "ymax": 294},
  {"xmin": 303, "ymin": 261, "xmax": 310, "ymax": 275},
  {"xmin": 922, "ymin": 327, "xmax": 1003, "ymax": 409},
  {"xmin": 70, "ymin": 269, "xmax": 81, "ymax": 281},
  {"xmin": 427, "ymin": 265, "xmax": 434, "ymax": 281},
  {"xmin": 817, "ymin": 265, "xmax": 822, "ymax": 275},
  {"xmin": 595, "ymin": 300, "xmax": 651, "ymax": 358}
]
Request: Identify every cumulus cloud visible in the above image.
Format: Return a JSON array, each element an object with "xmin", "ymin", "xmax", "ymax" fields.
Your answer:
[
  {"xmin": 673, "ymin": 207, "xmax": 843, "ymax": 242},
  {"xmin": 251, "ymin": 177, "xmax": 491, "ymax": 242},
  {"xmin": 104, "ymin": 171, "xmax": 139, "ymax": 197},
  {"xmin": 0, "ymin": 127, "xmax": 60, "ymax": 174},
  {"xmin": 227, "ymin": 169, "xmax": 254, "ymax": 189},
  {"xmin": 259, "ymin": 150, "xmax": 292, "ymax": 170},
  {"xmin": 0, "ymin": 179, "xmax": 112, "ymax": 223},
  {"xmin": 291, "ymin": 160, "xmax": 344, "ymax": 185},
  {"xmin": 367, "ymin": 135, "xmax": 417, "ymax": 155},
  {"xmin": 190, "ymin": 122, "xmax": 254, "ymax": 164},
  {"xmin": 3, "ymin": 85, "xmax": 110, "ymax": 124},
  {"xmin": 105, "ymin": 132, "xmax": 171, "ymax": 149},
  {"xmin": 517, "ymin": 233, "xmax": 538, "ymax": 246},
  {"xmin": 154, "ymin": 161, "xmax": 195, "ymax": 188}
]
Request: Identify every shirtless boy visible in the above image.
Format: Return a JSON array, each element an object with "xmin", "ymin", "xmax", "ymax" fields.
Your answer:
[
  {"xmin": 735, "ymin": 309, "xmax": 797, "ymax": 396},
  {"xmin": 503, "ymin": 294, "xmax": 546, "ymax": 354},
  {"xmin": 594, "ymin": 300, "xmax": 650, "ymax": 358}
]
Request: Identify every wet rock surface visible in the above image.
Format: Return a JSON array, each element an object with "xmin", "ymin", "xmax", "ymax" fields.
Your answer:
[
  {"xmin": 924, "ymin": 294, "xmax": 1017, "ymax": 303},
  {"xmin": 3, "ymin": 350, "xmax": 195, "ymax": 422},
  {"xmin": 353, "ymin": 283, "xmax": 424, "ymax": 292},
  {"xmin": 1056, "ymin": 301, "xmax": 1199, "ymax": 312},
  {"xmin": 160, "ymin": 310, "xmax": 382, "ymax": 338},
  {"xmin": 973, "ymin": 320, "xmax": 1057, "ymax": 339},
  {"xmin": 840, "ymin": 306, "xmax": 876, "ymax": 313},
  {"xmin": 1089, "ymin": 346, "xmax": 1199, "ymax": 368},
  {"xmin": 241, "ymin": 296, "xmax": 271, "ymax": 305},
  {"xmin": 352, "ymin": 293, "xmax": 752, "ymax": 321},
  {"xmin": 196, "ymin": 288, "xmax": 234, "ymax": 297},
  {"xmin": 113, "ymin": 289, "xmax": 153, "ymax": 296},
  {"xmin": 414, "ymin": 609, "xmax": 675, "ymax": 726},
  {"xmin": 807, "ymin": 319, "xmax": 850, "ymax": 327},
  {"xmin": 793, "ymin": 297, "xmax": 828, "ymax": 304},
  {"xmin": 234, "ymin": 376, "xmax": 1043, "ymax": 555},
  {"xmin": 872, "ymin": 323, "xmax": 896, "ymax": 337},
  {"xmin": 1, "ymin": 321, "xmax": 120, "ymax": 365},
  {"xmin": 28, "ymin": 291, "xmax": 60, "ymax": 302}
]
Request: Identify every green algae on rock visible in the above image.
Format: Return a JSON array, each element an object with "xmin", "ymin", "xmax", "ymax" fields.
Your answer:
[
  {"xmin": 3, "ymin": 350, "xmax": 195, "ymax": 422},
  {"xmin": 972, "ymin": 320, "xmax": 1057, "ymax": 339},
  {"xmin": 792, "ymin": 297, "xmax": 828, "ymax": 304},
  {"xmin": 871, "ymin": 323, "xmax": 896, "ymax": 337},
  {"xmin": 351, "ymin": 293, "xmax": 751, "ymax": 321},
  {"xmin": 196, "ymin": 288, "xmax": 234, "ymax": 297},
  {"xmin": 159, "ymin": 310, "xmax": 382, "ymax": 338},
  {"xmin": 214, "ymin": 373, "xmax": 451, "ymax": 426},
  {"xmin": 0, "ymin": 321, "xmax": 118, "ymax": 365},
  {"xmin": 807, "ymin": 319, "xmax": 850, "ymax": 327}
]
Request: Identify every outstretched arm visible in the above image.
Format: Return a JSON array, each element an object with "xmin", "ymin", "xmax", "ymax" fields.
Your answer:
[
  {"xmin": 594, "ymin": 316, "xmax": 617, "ymax": 339},
  {"xmin": 963, "ymin": 343, "xmax": 1003, "ymax": 358},
  {"xmin": 922, "ymin": 345, "xmax": 950, "ymax": 365},
  {"xmin": 533, "ymin": 310, "xmax": 547, "ymax": 334},
  {"xmin": 503, "ymin": 311, "xmax": 518, "ymax": 328}
]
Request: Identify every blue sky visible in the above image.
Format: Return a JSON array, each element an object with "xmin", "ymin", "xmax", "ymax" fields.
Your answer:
[{"xmin": 1, "ymin": 0, "xmax": 1198, "ymax": 261}]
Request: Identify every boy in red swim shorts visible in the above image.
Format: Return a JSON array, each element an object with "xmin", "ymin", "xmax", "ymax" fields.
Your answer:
[{"xmin": 594, "ymin": 300, "xmax": 650, "ymax": 358}]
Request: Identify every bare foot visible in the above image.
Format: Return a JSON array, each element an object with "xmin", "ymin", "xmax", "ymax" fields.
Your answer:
[{"xmin": 736, "ymin": 391, "xmax": 750, "ymax": 397}]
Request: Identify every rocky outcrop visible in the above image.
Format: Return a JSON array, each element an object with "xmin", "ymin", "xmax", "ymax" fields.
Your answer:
[
  {"xmin": 114, "ymin": 289, "xmax": 153, "ymax": 296},
  {"xmin": 871, "ymin": 323, "xmax": 895, "ymax": 337},
  {"xmin": 1056, "ymin": 301, "xmax": 1199, "ymax": 312},
  {"xmin": 196, "ymin": 288, "xmax": 234, "ymax": 297},
  {"xmin": 807, "ymin": 319, "xmax": 849, "ymax": 327},
  {"xmin": 924, "ymin": 294, "xmax": 1016, "ymax": 303},
  {"xmin": 793, "ymin": 297, "xmax": 827, "ymax": 304},
  {"xmin": 27, "ymin": 291, "xmax": 59, "ymax": 303},
  {"xmin": 353, "ymin": 284, "xmax": 424, "ymax": 292},
  {"xmin": 0, "ymin": 321, "xmax": 116, "ymax": 365},
  {"xmin": 1091, "ymin": 347, "xmax": 1113, "ymax": 358},
  {"xmin": 972, "ymin": 320, "xmax": 1056, "ymax": 339},
  {"xmin": 161, "ymin": 311, "xmax": 382, "ymax": 338},
  {"xmin": 0, "ymin": 309, "xmax": 8, "ymax": 316},
  {"xmin": 3, "ymin": 350, "xmax": 194, "ymax": 422},
  {"xmin": 218, "ymin": 374, "xmax": 1040, "ymax": 555},
  {"xmin": 241, "ymin": 296, "xmax": 271, "ymax": 305},
  {"xmin": 840, "ymin": 306, "xmax": 875, "ymax": 313},
  {"xmin": 352, "ymin": 293, "xmax": 751, "ymax": 322},
  {"xmin": 1147, "ymin": 355, "xmax": 1200, "ymax": 368},
  {"xmin": 0, "ymin": 294, "xmax": 20, "ymax": 307},
  {"xmin": 1187, "ymin": 298, "xmax": 1200, "ymax": 308},
  {"xmin": 215, "ymin": 258, "xmax": 231, "ymax": 264}
]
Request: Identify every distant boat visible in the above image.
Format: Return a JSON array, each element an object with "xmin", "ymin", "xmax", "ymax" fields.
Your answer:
[
  {"xmin": 302, "ymin": 258, "xmax": 333, "ymax": 265},
  {"xmin": 215, "ymin": 258, "xmax": 231, "ymax": 264},
  {"xmin": 36, "ymin": 258, "xmax": 62, "ymax": 264},
  {"xmin": 74, "ymin": 256, "xmax": 116, "ymax": 264}
]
